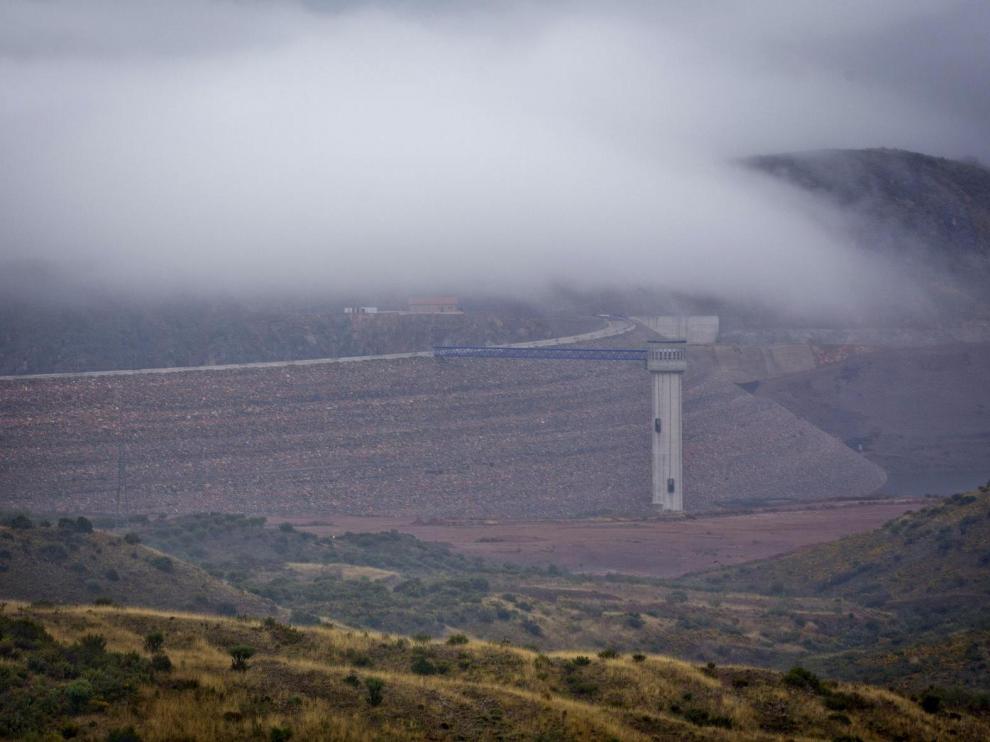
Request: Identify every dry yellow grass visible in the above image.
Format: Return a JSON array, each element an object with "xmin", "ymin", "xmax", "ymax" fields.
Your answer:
[
  {"xmin": 5, "ymin": 601, "xmax": 989, "ymax": 741},
  {"xmin": 284, "ymin": 561, "xmax": 398, "ymax": 580}
]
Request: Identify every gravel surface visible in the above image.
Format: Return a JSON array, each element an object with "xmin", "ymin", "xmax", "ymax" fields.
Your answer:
[{"xmin": 0, "ymin": 329, "xmax": 887, "ymax": 517}]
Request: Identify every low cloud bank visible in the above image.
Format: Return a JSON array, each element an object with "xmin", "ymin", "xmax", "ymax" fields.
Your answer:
[{"xmin": 1, "ymin": 1, "xmax": 986, "ymax": 317}]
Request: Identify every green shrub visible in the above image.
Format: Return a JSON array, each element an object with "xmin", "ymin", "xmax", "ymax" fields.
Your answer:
[
  {"xmin": 143, "ymin": 632, "xmax": 164, "ymax": 654},
  {"xmin": 597, "ymin": 648, "xmax": 618, "ymax": 660},
  {"xmin": 342, "ymin": 673, "xmax": 360, "ymax": 687},
  {"xmin": 365, "ymin": 676, "xmax": 385, "ymax": 706},
  {"xmin": 106, "ymin": 727, "xmax": 141, "ymax": 742},
  {"xmin": 920, "ymin": 692, "xmax": 942, "ymax": 714},
  {"xmin": 124, "ymin": 533, "xmax": 141, "ymax": 544},
  {"xmin": 75, "ymin": 517, "xmax": 94, "ymax": 534},
  {"xmin": 783, "ymin": 666, "xmax": 823, "ymax": 693},
  {"xmin": 269, "ymin": 726, "xmax": 293, "ymax": 742},
  {"xmin": 64, "ymin": 678, "xmax": 94, "ymax": 713},
  {"xmin": 410, "ymin": 655, "xmax": 438, "ymax": 675},
  {"xmin": 521, "ymin": 619, "xmax": 543, "ymax": 637},
  {"xmin": 229, "ymin": 645, "xmax": 255, "ymax": 671},
  {"xmin": 446, "ymin": 633, "xmax": 469, "ymax": 645},
  {"xmin": 683, "ymin": 708, "xmax": 732, "ymax": 728},
  {"xmin": 823, "ymin": 691, "xmax": 870, "ymax": 711},
  {"xmin": 39, "ymin": 543, "xmax": 70, "ymax": 561},
  {"xmin": 571, "ymin": 656, "xmax": 591, "ymax": 667},
  {"xmin": 624, "ymin": 613, "xmax": 645, "ymax": 629},
  {"xmin": 150, "ymin": 653, "xmax": 173, "ymax": 672},
  {"xmin": 7, "ymin": 514, "xmax": 33, "ymax": 529},
  {"xmin": 632, "ymin": 653, "xmax": 646, "ymax": 662}
]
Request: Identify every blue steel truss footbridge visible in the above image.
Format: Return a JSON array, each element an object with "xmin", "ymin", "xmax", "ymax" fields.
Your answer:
[
  {"xmin": 432, "ymin": 345, "xmax": 648, "ymax": 362},
  {"xmin": 432, "ymin": 341, "xmax": 688, "ymax": 511}
]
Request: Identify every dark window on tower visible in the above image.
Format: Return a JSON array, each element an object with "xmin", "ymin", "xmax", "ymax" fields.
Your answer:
[
  {"xmin": 654, "ymin": 418, "xmax": 662, "ymax": 433},
  {"xmin": 667, "ymin": 478, "xmax": 675, "ymax": 493}
]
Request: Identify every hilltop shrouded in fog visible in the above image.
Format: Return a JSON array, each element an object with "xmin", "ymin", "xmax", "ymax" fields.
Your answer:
[{"xmin": 2, "ymin": 0, "xmax": 989, "ymax": 318}]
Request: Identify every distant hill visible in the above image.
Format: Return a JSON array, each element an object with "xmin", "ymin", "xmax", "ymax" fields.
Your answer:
[
  {"xmin": 748, "ymin": 148, "xmax": 990, "ymax": 320},
  {"xmin": 0, "ymin": 517, "xmax": 276, "ymax": 616},
  {"xmin": 6, "ymin": 601, "xmax": 987, "ymax": 740},
  {"xmin": 0, "ymin": 282, "xmax": 593, "ymax": 375}
]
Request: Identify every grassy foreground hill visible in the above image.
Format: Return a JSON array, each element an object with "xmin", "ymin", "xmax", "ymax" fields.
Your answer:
[
  {"xmin": 0, "ymin": 518, "xmax": 275, "ymax": 617},
  {"xmin": 3, "ymin": 601, "xmax": 988, "ymax": 741}
]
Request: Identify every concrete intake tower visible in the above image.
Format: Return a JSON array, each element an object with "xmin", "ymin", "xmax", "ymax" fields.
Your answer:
[{"xmin": 647, "ymin": 340, "xmax": 686, "ymax": 511}]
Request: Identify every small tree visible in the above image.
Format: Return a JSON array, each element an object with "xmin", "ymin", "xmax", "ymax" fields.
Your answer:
[
  {"xmin": 143, "ymin": 631, "xmax": 164, "ymax": 654},
  {"xmin": 229, "ymin": 645, "xmax": 255, "ymax": 671},
  {"xmin": 75, "ymin": 517, "xmax": 94, "ymax": 533},
  {"xmin": 365, "ymin": 677, "xmax": 385, "ymax": 706}
]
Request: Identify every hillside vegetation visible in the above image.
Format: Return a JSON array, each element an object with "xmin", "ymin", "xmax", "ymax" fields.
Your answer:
[
  {"xmin": 3, "ymin": 602, "xmax": 987, "ymax": 741},
  {"xmin": 0, "ymin": 517, "xmax": 274, "ymax": 617},
  {"xmin": 687, "ymin": 486, "xmax": 990, "ymax": 692},
  {"xmin": 122, "ymin": 514, "xmax": 900, "ymax": 670}
]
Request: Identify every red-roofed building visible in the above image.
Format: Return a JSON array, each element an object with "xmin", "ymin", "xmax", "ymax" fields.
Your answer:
[{"xmin": 408, "ymin": 296, "xmax": 460, "ymax": 313}]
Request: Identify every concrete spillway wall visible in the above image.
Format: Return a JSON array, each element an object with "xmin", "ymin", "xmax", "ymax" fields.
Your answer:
[{"xmin": 634, "ymin": 316, "xmax": 720, "ymax": 344}]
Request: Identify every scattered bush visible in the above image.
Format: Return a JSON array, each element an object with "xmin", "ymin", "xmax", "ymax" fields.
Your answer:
[
  {"xmin": 6, "ymin": 515, "xmax": 33, "ymax": 529},
  {"xmin": 74, "ymin": 517, "xmax": 94, "ymax": 534},
  {"xmin": 410, "ymin": 655, "xmax": 439, "ymax": 675},
  {"xmin": 149, "ymin": 556, "xmax": 173, "ymax": 573},
  {"xmin": 783, "ymin": 666, "xmax": 823, "ymax": 693},
  {"xmin": 920, "ymin": 691, "xmax": 942, "ymax": 714},
  {"xmin": 624, "ymin": 613, "xmax": 645, "ymax": 629},
  {"xmin": 632, "ymin": 653, "xmax": 646, "ymax": 663},
  {"xmin": 64, "ymin": 678, "xmax": 94, "ymax": 713},
  {"xmin": 571, "ymin": 656, "xmax": 592, "ymax": 667},
  {"xmin": 342, "ymin": 673, "xmax": 360, "ymax": 687},
  {"xmin": 269, "ymin": 726, "xmax": 293, "ymax": 742},
  {"xmin": 446, "ymin": 633, "xmax": 469, "ymax": 645},
  {"xmin": 597, "ymin": 648, "xmax": 618, "ymax": 660},
  {"xmin": 150, "ymin": 653, "xmax": 173, "ymax": 673},
  {"xmin": 229, "ymin": 645, "xmax": 255, "ymax": 671},
  {"xmin": 106, "ymin": 727, "xmax": 141, "ymax": 742},
  {"xmin": 365, "ymin": 676, "xmax": 385, "ymax": 706},
  {"xmin": 683, "ymin": 708, "xmax": 732, "ymax": 729},
  {"xmin": 521, "ymin": 619, "xmax": 543, "ymax": 637},
  {"xmin": 143, "ymin": 632, "xmax": 164, "ymax": 654},
  {"xmin": 124, "ymin": 533, "xmax": 141, "ymax": 544}
]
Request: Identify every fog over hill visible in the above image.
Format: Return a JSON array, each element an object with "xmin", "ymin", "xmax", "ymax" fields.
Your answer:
[{"xmin": 2, "ymin": 1, "xmax": 990, "ymax": 322}]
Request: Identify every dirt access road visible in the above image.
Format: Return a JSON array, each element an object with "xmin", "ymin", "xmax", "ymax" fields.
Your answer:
[{"xmin": 291, "ymin": 499, "xmax": 920, "ymax": 579}]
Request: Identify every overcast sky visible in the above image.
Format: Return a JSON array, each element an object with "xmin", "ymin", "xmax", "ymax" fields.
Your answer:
[{"xmin": 1, "ymin": 0, "xmax": 987, "ymax": 313}]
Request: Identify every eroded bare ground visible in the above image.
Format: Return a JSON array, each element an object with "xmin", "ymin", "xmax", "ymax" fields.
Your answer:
[{"xmin": 290, "ymin": 499, "xmax": 921, "ymax": 579}]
